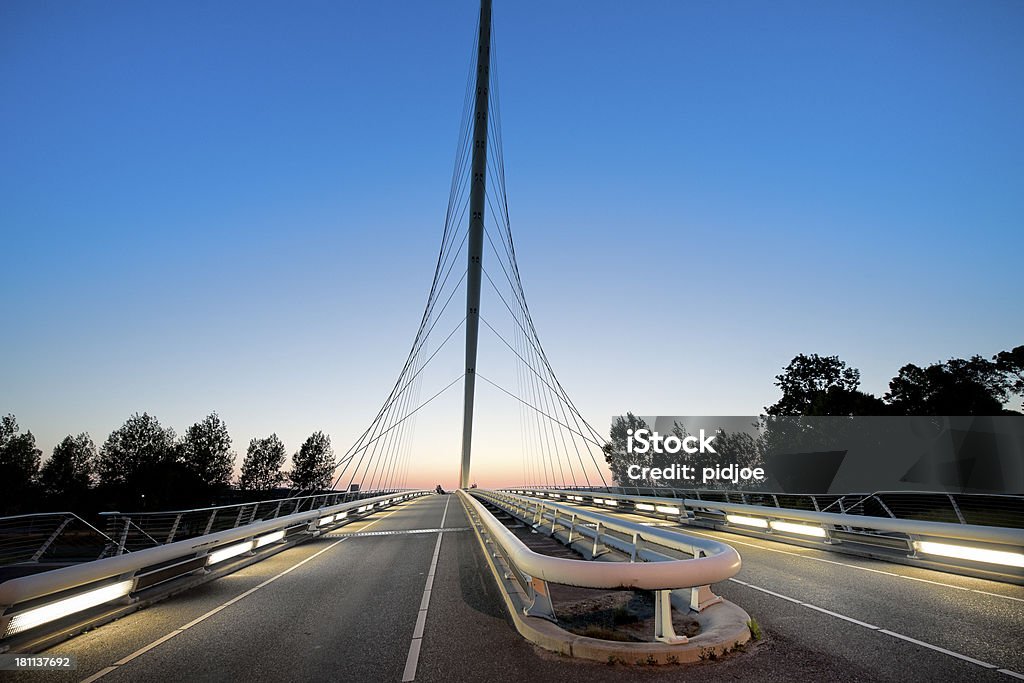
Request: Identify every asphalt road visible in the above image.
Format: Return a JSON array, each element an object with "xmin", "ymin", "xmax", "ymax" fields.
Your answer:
[{"xmin": 8, "ymin": 494, "xmax": 1024, "ymax": 682}]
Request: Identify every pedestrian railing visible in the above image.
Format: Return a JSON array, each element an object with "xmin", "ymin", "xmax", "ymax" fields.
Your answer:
[
  {"xmin": 0, "ymin": 491, "xmax": 428, "ymax": 648},
  {"xmin": 0, "ymin": 513, "xmax": 116, "ymax": 567},
  {"xmin": 98, "ymin": 489, "xmax": 405, "ymax": 554}
]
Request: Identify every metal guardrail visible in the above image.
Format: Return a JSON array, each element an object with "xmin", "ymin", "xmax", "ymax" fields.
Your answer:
[
  {"xmin": 0, "ymin": 491, "xmax": 428, "ymax": 647},
  {"xmin": 507, "ymin": 488, "xmax": 1024, "ymax": 582},
  {"xmin": 525, "ymin": 486, "xmax": 1024, "ymax": 529},
  {"xmin": 462, "ymin": 489, "xmax": 741, "ymax": 644},
  {"xmin": 0, "ymin": 513, "xmax": 118, "ymax": 567},
  {"xmin": 98, "ymin": 489, "xmax": 406, "ymax": 555}
]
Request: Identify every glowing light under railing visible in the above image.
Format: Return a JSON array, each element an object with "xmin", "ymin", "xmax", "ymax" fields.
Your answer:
[
  {"xmin": 3, "ymin": 579, "xmax": 134, "ymax": 637},
  {"xmin": 914, "ymin": 541, "xmax": 1024, "ymax": 568},
  {"xmin": 551, "ymin": 494, "xmax": 561, "ymax": 498},
  {"xmin": 337, "ymin": 511, "xmax": 348, "ymax": 520},
  {"xmin": 726, "ymin": 514, "xmax": 769, "ymax": 529},
  {"xmin": 593, "ymin": 498, "xmax": 605, "ymax": 504},
  {"xmin": 603, "ymin": 500, "xmax": 619, "ymax": 507},
  {"xmin": 656, "ymin": 505, "xmax": 681, "ymax": 515},
  {"xmin": 318, "ymin": 515, "xmax": 335, "ymax": 527},
  {"xmin": 254, "ymin": 530, "xmax": 285, "ymax": 548},
  {"xmin": 207, "ymin": 540, "xmax": 254, "ymax": 565},
  {"xmin": 636, "ymin": 503, "xmax": 655, "ymax": 512},
  {"xmin": 357, "ymin": 506, "xmax": 368, "ymax": 513},
  {"xmin": 770, "ymin": 520, "xmax": 827, "ymax": 538}
]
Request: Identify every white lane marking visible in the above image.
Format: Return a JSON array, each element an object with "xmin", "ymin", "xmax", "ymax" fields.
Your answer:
[
  {"xmin": 679, "ymin": 524, "xmax": 1024, "ymax": 604},
  {"xmin": 79, "ymin": 500, "xmax": 419, "ymax": 683},
  {"xmin": 728, "ymin": 577, "xmax": 1023, "ymax": 678},
  {"xmin": 328, "ymin": 527, "xmax": 469, "ymax": 537},
  {"xmin": 401, "ymin": 496, "xmax": 450, "ymax": 682}
]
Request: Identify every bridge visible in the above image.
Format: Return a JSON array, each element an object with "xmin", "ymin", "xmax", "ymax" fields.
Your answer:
[{"xmin": 2, "ymin": 1, "xmax": 1023, "ymax": 681}]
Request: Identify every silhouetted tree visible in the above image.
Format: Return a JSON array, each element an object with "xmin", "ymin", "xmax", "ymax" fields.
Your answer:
[
  {"xmin": 995, "ymin": 345, "xmax": 1024, "ymax": 411},
  {"xmin": 0, "ymin": 414, "xmax": 42, "ymax": 512},
  {"xmin": 602, "ymin": 413, "xmax": 653, "ymax": 487},
  {"xmin": 179, "ymin": 413, "xmax": 234, "ymax": 488},
  {"xmin": 289, "ymin": 431, "xmax": 334, "ymax": 491},
  {"xmin": 766, "ymin": 354, "xmax": 886, "ymax": 416},
  {"xmin": 96, "ymin": 413, "xmax": 177, "ymax": 486},
  {"xmin": 40, "ymin": 433, "xmax": 95, "ymax": 496},
  {"xmin": 671, "ymin": 422, "xmax": 765, "ymax": 490},
  {"xmin": 240, "ymin": 434, "xmax": 287, "ymax": 491},
  {"xmin": 884, "ymin": 356, "xmax": 1014, "ymax": 415}
]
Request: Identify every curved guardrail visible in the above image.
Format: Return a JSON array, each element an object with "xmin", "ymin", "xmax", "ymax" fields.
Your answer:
[
  {"xmin": 0, "ymin": 490, "xmax": 428, "ymax": 648},
  {"xmin": 462, "ymin": 489, "xmax": 741, "ymax": 644},
  {"xmin": 507, "ymin": 488, "xmax": 1024, "ymax": 582}
]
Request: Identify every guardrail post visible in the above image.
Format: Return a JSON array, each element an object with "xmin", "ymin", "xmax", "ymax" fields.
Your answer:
[
  {"xmin": 630, "ymin": 532, "xmax": 639, "ymax": 562},
  {"xmin": 689, "ymin": 584, "xmax": 723, "ymax": 612},
  {"xmin": 654, "ymin": 589, "xmax": 687, "ymax": 644},
  {"xmin": 592, "ymin": 521, "xmax": 604, "ymax": 558},
  {"xmin": 567, "ymin": 514, "xmax": 576, "ymax": 544},
  {"xmin": 523, "ymin": 575, "xmax": 557, "ymax": 622}
]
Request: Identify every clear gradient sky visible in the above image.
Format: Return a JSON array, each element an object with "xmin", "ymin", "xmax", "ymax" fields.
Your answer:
[{"xmin": 2, "ymin": 1, "xmax": 1022, "ymax": 490}]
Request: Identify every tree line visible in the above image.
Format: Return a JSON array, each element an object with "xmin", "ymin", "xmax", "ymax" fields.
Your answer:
[
  {"xmin": 604, "ymin": 345, "xmax": 1023, "ymax": 487},
  {"xmin": 0, "ymin": 412, "xmax": 339, "ymax": 515}
]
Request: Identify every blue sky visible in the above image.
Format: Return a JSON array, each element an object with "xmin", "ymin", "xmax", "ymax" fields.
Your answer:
[{"xmin": 2, "ymin": 0, "xmax": 1022, "ymax": 488}]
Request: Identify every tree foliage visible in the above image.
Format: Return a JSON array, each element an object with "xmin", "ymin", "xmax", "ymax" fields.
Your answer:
[
  {"xmin": 96, "ymin": 412, "xmax": 177, "ymax": 487},
  {"xmin": 765, "ymin": 354, "xmax": 883, "ymax": 416},
  {"xmin": 179, "ymin": 413, "xmax": 234, "ymax": 487},
  {"xmin": 0, "ymin": 414, "xmax": 42, "ymax": 511},
  {"xmin": 289, "ymin": 431, "xmax": 334, "ymax": 491},
  {"xmin": 40, "ymin": 433, "xmax": 95, "ymax": 495},
  {"xmin": 240, "ymin": 434, "xmax": 287, "ymax": 491},
  {"xmin": 602, "ymin": 413, "xmax": 652, "ymax": 486},
  {"xmin": 885, "ymin": 355, "xmax": 1013, "ymax": 415}
]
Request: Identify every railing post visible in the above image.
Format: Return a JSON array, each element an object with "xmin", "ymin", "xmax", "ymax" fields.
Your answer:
[
  {"xmin": 523, "ymin": 575, "xmax": 557, "ymax": 622},
  {"xmin": 117, "ymin": 518, "xmax": 131, "ymax": 555},
  {"xmin": 30, "ymin": 517, "xmax": 73, "ymax": 563},
  {"xmin": 166, "ymin": 513, "xmax": 182, "ymax": 544},
  {"xmin": 203, "ymin": 511, "xmax": 217, "ymax": 536},
  {"xmin": 654, "ymin": 589, "xmax": 687, "ymax": 644}
]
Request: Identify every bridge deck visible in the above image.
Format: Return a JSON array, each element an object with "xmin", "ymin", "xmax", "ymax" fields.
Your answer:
[{"xmin": 9, "ymin": 495, "xmax": 1023, "ymax": 682}]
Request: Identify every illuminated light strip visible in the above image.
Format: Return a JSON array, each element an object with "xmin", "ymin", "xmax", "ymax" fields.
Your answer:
[
  {"xmin": 254, "ymin": 530, "xmax": 285, "ymax": 548},
  {"xmin": 550, "ymin": 494, "xmax": 561, "ymax": 498},
  {"xmin": 336, "ymin": 511, "xmax": 348, "ymax": 520},
  {"xmin": 656, "ymin": 505, "xmax": 681, "ymax": 515},
  {"xmin": 726, "ymin": 514, "xmax": 769, "ymax": 529},
  {"xmin": 317, "ymin": 515, "xmax": 336, "ymax": 527},
  {"xmin": 207, "ymin": 540, "xmax": 254, "ymax": 565},
  {"xmin": 357, "ymin": 506, "xmax": 369, "ymax": 513},
  {"xmin": 603, "ymin": 500, "xmax": 619, "ymax": 507},
  {"xmin": 3, "ymin": 579, "xmax": 134, "ymax": 638},
  {"xmin": 770, "ymin": 520, "xmax": 827, "ymax": 538},
  {"xmin": 914, "ymin": 541, "xmax": 1024, "ymax": 568},
  {"xmin": 593, "ymin": 498, "xmax": 605, "ymax": 504},
  {"xmin": 636, "ymin": 503, "xmax": 655, "ymax": 512}
]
